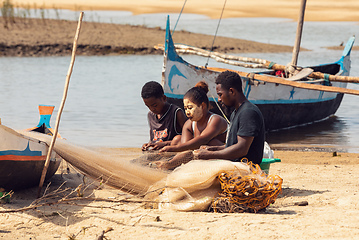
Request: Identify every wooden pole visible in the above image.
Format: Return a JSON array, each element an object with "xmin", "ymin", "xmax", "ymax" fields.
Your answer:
[
  {"xmin": 291, "ymin": 0, "xmax": 307, "ymax": 68},
  {"xmin": 207, "ymin": 67, "xmax": 359, "ymax": 96},
  {"xmin": 156, "ymin": 44, "xmax": 359, "ymax": 83},
  {"xmin": 37, "ymin": 12, "xmax": 84, "ymax": 198}
]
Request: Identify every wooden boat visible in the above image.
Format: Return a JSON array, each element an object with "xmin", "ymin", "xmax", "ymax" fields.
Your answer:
[
  {"xmin": 25, "ymin": 104, "xmax": 62, "ymax": 138},
  {"xmin": 0, "ymin": 105, "xmax": 62, "ymax": 191},
  {"xmin": 161, "ymin": 17, "xmax": 356, "ymax": 131}
]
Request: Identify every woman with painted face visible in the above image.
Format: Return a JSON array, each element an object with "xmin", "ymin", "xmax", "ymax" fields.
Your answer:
[{"xmin": 159, "ymin": 81, "xmax": 228, "ymax": 153}]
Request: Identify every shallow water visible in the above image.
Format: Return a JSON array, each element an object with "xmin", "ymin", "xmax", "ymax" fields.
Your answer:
[{"xmin": 1, "ymin": 12, "xmax": 359, "ymax": 152}]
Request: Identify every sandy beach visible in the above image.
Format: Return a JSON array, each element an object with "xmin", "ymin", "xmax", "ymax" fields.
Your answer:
[
  {"xmin": 0, "ymin": 17, "xmax": 295, "ymax": 57},
  {"xmin": 2, "ymin": 0, "xmax": 359, "ymax": 56},
  {"xmin": 1, "ymin": 148, "xmax": 359, "ymax": 239},
  {"xmin": 1, "ymin": 1, "xmax": 359, "ymax": 239},
  {"xmin": 12, "ymin": 0, "xmax": 359, "ymax": 21}
]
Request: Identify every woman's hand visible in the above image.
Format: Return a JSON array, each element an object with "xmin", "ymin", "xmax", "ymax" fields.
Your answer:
[
  {"xmin": 142, "ymin": 141, "xmax": 169, "ymax": 151},
  {"xmin": 151, "ymin": 141, "xmax": 168, "ymax": 150},
  {"xmin": 159, "ymin": 145, "xmax": 177, "ymax": 153}
]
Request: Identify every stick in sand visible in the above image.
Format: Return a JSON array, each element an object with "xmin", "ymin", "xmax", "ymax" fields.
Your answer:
[{"xmin": 37, "ymin": 12, "xmax": 84, "ymax": 198}]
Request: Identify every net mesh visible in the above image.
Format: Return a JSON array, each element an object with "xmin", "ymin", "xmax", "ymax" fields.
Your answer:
[{"xmin": 19, "ymin": 131, "xmax": 282, "ymax": 212}]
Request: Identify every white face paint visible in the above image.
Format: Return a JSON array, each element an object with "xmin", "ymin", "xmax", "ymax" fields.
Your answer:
[{"xmin": 183, "ymin": 98, "xmax": 203, "ymax": 122}]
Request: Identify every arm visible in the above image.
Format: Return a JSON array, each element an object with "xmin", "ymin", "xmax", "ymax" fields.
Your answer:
[
  {"xmin": 142, "ymin": 140, "xmax": 172, "ymax": 151},
  {"xmin": 160, "ymin": 116, "xmax": 227, "ymax": 152},
  {"xmin": 195, "ymin": 135, "xmax": 253, "ymax": 160},
  {"xmin": 160, "ymin": 120, "xmax": 192, "ymax": 152},
  {"xmin": 200, "ymin": 145, "xmax": 226, "ymax": 151},
  {"xmin": 175, "ymin": 108, "xmax": 187, "ymax": 134},
  {"xmin": 180, "ymin": 119, "xmax": 194, "ymax": 143}
]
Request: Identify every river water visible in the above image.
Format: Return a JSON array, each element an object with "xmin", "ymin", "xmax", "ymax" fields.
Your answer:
[{"xmin": 1, "ymin": 11, "xmax": 359, "ymax": 152}]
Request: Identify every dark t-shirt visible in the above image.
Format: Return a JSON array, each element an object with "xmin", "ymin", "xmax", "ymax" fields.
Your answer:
[
  {"xmin": 225, "ymin": 101, "xmax": 265, "ymax": 165},
  {"xmin": 148, "ymin": 104, "xmax": 183, "ymax": 143}
]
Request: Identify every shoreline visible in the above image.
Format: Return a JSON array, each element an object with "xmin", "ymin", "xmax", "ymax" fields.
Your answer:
[
  {"xmin": 10, "ymin": 0, "xmax": 359, "ymax": 22},
  {"xmin": 0, "ymin": 17, "xmax": 356, "ymax": 57},
  {"xmin": 0, "ymin": 17, "xmax": 297, "ymax": 57}
]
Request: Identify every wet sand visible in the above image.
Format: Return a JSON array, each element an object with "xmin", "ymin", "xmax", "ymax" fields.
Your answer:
[{"xmin": 0, "ymin": 17, "xmax": 295, "ymax": 57}]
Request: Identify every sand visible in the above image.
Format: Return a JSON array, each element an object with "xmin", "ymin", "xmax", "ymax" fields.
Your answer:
[
  {"xmin": 2, "ymin": 0, "xmax": 359, "ymax": 56},
  {"xmin": 11, "ymin": 0, "xmax": 359, "ymax": 21},
  {"xmin": 0, "ymin": 17, "xmax": 295, "ymax": 57},
  {"xmin": 1, "ymin": 1, "xmax": 359, "ymax": 239},
  {"xmin": 1, "ymin": 149, "xmax": 359, "ymax": 239}
]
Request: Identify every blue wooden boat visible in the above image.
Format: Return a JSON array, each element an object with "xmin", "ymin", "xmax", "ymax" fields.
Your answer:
[
  {"xmin": 0, "ymin": 105, "xmax": 62, "ymax": 191},
  {"xmin": 161, "ymin": 17, "xmax": 355, "ymax": 131}
]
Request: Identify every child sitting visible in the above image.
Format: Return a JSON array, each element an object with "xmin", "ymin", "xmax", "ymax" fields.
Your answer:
[{"xmin": 141, "ymin": 81, "xmax": 187, "ymax": 151}]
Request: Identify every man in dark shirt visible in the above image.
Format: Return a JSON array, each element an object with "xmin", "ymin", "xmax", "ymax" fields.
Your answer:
[{"xmin": 194, "ymin": 70, "xmax": 265, "ymax": 165}]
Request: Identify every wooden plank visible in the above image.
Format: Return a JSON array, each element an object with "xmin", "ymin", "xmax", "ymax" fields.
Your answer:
[
  {"xmin": 157, "ymin": 44, "xmax": 359, "ymax": 83},
  {"xmin": 207, "ymin": 67, "xmax": 359, "ymax": 96},
  {"xmin": 287, "ymin": 68, "xmax": 313, "ymax": 81}
]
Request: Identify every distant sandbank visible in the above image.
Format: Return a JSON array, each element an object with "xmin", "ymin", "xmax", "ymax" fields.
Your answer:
[{"xmin": 12, "ymin": 0, "xmax": 359, "ymax": 22}]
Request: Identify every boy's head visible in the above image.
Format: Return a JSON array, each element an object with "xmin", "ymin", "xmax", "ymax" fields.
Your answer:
[{"xmin": 141, "ymin": 81, "xmax": 167, "ymax": 115}]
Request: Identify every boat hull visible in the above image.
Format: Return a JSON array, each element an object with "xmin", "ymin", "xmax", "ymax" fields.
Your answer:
[
  {"xmin": 167, "ymin": 92, "xmax": 344, "ymax": 131},
  {"xmin": 162, "ymin": 17, "xmax": 354, "ymax": 131},
  {"xmin": 0, "ymin": 125, "xmax": 61, "ymax": 191}
]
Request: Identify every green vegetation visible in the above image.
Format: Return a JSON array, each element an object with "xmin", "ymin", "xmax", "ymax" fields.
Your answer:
[
  {"xmin": 1, "ymin": 0, "xmax": 102, "ymax": 29},
  {"xmin": 1, "ymin": 0, "xmax": 15, "ymax": 28}
]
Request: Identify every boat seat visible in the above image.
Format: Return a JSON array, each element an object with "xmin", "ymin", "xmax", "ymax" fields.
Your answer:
[{"xmin": 286, "ymin": 67, "xmax": 314, "ymax": 81}]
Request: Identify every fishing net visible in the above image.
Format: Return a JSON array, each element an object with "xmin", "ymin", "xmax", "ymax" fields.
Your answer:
[
  {"xmin": 132, "ymin": 150, "xmax": 194, "ymax": 170},
  {"xmin": 19, "ymin": 131, "xmax": 166, "ymax": 195},
  {"xmin": 19, "ymin": 130, "xmax": 282, "ymax": 212}
]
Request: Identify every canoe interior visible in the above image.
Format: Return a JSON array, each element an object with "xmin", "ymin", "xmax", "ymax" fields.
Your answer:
[{"xmin": 258, "ymin": 63, "xmax": 340, "ymax": 77}]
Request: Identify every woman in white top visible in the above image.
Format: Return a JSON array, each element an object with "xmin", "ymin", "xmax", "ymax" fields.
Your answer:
[{"xmin": 159, "ymin": 81, "xmax": 228, "ymax": 153}]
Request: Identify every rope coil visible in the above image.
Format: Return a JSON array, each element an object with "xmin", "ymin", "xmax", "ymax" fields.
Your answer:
[{"xmin": 211, "ymin": 160, "xmax": 283, "ymax": 213}]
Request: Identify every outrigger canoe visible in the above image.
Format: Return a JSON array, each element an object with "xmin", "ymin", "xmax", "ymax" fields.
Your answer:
[
  {"xmin": 161, "ymin": 17, "xmax": 355, "ymax": 131},
  {"xmin": 0, "ymin": 105, "xmax": 62, "ymax": 191}
]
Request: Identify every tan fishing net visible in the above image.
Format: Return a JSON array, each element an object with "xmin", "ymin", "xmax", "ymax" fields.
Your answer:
[{"xmin": 20, "ymin": 131, "xmax": 282, "ymax": 212}]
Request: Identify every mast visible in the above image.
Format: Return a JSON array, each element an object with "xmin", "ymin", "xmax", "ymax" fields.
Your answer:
[{"xmin": 291, "ymin": 0, "xmax": 307, "ymax": 67}]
